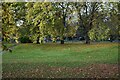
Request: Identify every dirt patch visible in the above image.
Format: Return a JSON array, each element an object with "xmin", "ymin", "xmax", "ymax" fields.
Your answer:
[
  {"xmin": 2, "ymin": 64, "xmax": 119, "ymax": 78},
  {"xmin": 80, "ymin": 64, "xmax": 119, "ymax": 78}
]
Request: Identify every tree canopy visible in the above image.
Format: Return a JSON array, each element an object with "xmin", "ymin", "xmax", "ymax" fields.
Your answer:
[{"xmin": 1, "ymin": 2, "xmax": 119, "ymax": 44}]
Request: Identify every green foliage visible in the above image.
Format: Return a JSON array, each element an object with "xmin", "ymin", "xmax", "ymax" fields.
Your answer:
[
  {"xmin": 89, "ymin": 7, "xmax": 119, "ymax": 41},
  {"xmin": 19, "ymin": 36, "xmax": 32, "ymax": 43},
  {"xmin": 2, "ymin": 2, "xmax": 19, "ymax": 43},
  {"xmin": 74, "ymin": 2, "xmax": 119, "ymax": 42},
  {"xmin": 26, "ymin": 2, "xmax": 54, "ymax": 43},
  {"xmin": 89, "ymin": 25, "xmax": 110, "ymax": 41},
  {"xmin": 2, "ymin": 2, "xmax": 119, "ymax": 44}
]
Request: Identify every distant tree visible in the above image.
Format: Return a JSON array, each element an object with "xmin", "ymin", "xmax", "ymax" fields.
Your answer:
[
  {"xmin": 74, "ymin": 2, "xmax": 119, "ymax": 44},
  {"xmin": 10, "ymin": 2, "xmax": 31, "ymax": 43},
  {"xmin": 52, "ymin": 2, "xmax": 77, "ymax": 44},
  {"xmin": 89, "ymin": 2, "xmax": 119, "ymax": 41},
  {"xmin": 26, "ymin": 2, "xmax": 54, "ymax": 44},
  {"xmin": 26, "ymin": 2, "xmax": 76, "ymax": 44},
  {"xmin": 2, "ymin": 2, "xmax": 119, "ymax": 45}
]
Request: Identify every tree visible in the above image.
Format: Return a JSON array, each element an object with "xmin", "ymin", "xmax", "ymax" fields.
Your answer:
[
  {"xmin": 74, "ymin": 2, "xmax": 119, "ymax": 44},
  {"xmin": 26, "ymin": 2, "xmax": 76, "ymax": 44},
  {"xmin": 26, "ymin": 2, "xmax": 54, "ymax": 44},
  {"xmin": 11, "ymin": 2, "xmax": 28, "ymax": 39},
  {"xmin": 52, "ymin": 2, "xmax": 77, "ymax": 44},
  {"xmin": 89, "ymin": 2, "xmax": 119, "ymax": 41},
  {"xmin": 2, "ymin": 2, "xmax": 19, "ymax": 43},
  {"xmin": 74, "ymin": 2, "xmax": 102, "ymax": 44},
  {"xmin": 2, "ymin": 2, "xmax": 119, "ymax": 45}
]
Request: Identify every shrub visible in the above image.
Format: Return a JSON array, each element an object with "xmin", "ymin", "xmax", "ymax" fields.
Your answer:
[{"xmin": 19, "ymin": 36, "xmax": 32, "ymax": 43}]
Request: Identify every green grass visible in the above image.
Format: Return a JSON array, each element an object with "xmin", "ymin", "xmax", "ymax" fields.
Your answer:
[{"xmin": 2, "ymin": 42, "xmax": 119, "ymax": 78}]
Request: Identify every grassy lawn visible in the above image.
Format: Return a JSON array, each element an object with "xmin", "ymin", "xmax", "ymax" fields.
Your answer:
[{"xmin": 2, "ymin": 42, "xmax": 119, "ymax": 78}]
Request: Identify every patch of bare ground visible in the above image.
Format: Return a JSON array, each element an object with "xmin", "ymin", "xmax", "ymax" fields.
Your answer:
[
  {"xmin": 80, "ymin": 64, "xmax": 119, "ymax": 78},
  {"xmin": 2, "ymin": 64, "xmax": 119, "ymax": 78}
]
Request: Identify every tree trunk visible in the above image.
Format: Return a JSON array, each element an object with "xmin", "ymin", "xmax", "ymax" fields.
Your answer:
[
  {"xmin": 85, "ymin": 33, "xmax": 90, "ymax": 44},
  {"xmin": 60, "ymin": 36, "xmax": 64, "ymax": 44},
  {"xmin": 36, "ymin": 36, "xmax": 40, "ymax": 44},
  {"xmin": 60, "ymin": 40, "xmax": 64, "ymax": 44}
]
